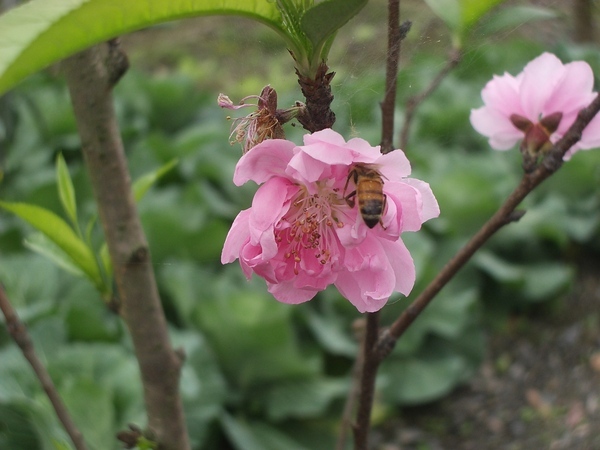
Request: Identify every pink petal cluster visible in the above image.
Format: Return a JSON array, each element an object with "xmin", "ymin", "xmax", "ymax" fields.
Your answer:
[
  {"xmin": 221, "ymin": 129, "xmax": 439, "ymax": 313},
  {"xmin": 470, "ymin": 52, "xmax": 600, "ymax": 159}
]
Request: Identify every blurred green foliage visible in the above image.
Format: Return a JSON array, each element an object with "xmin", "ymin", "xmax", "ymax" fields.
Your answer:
[{"xmin": 1, "ymin": 6, "xmax": 600, "ymax": 450}]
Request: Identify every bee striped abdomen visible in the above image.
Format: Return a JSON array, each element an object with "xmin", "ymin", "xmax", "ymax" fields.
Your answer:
[
  {"xmin": 344, "ymin": 165, "xmax": 387, "ymax": 229},
  {"xmin": 357, "ymin": 180, "xmax": 385, "ymax": 228}
]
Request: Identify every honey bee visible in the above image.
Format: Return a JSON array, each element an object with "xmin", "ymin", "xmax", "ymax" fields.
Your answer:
[{"xmin": 343, "ymin": 164, "xmax": 387, "ymax": 229}]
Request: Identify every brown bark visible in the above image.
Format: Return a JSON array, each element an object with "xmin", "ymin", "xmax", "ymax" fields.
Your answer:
[
  {"xmin": 573, "ymin": 0, "xmax": 595, "ymax": 43},
  {"xmin": 0, "ymin": 286, "xmax": 89, "ymax": 450},
  {"xmin": 296, "ymin": 62, "xmax": 336, "ymax": 132},
  {"xmin": 62, "ymin": 45, "xmax": 190, "ymax": 450}
]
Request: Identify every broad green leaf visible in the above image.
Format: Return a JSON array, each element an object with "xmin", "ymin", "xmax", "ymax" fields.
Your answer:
[
  {"xmin": 424, "ymin": 0, "xmax": 461, "ymax": 34},
  {"xmin": 382, "ymin": 352, "xmax": 467, "ymax": 405},
  {"xmin": 0, "ymin": 201, "xmax": 104, "ymax": 292},
  {"xmin": 265, "ymin": 378, "xmax": 347, "ymax": 421},
  {"xmin": 425, "ymin": 0, "xmax": 507, "ymax": 46},
  {"xmin": 0, "ymin": 403, "xmax": 42, "ymax": 450},
  {"xmin": 304, "ymin": 309, "xmax": 357, "ymax": 357},
  {"xmin": 24, "ymin": 232, "xmax": 85, "ymax": 278},
  {"xmin": 461, "ymin": 0, "xmax": 505, "ymax": 30},
  {"xmin": 480, "ymin": 5, "xmax": 560, "ymax": 35},
  {"xmin": 301, "ymin": 0, "xmax": 367, "ymax": 52},
  {"xmin": 522, "ymin": 263, "xmax": 573, "ymax": 301},
  {"xmin": 220, "ymin": 414, "xmax": 310, "ymax": 450},
  {"xmin": 0, "ymin": 0, "xmax": 283, "ymax": 95},
  {"xmin": 133, "ymin": 158, "xmax": 178, "ymax": 202},
  {"xmin": 55, "ymin": 153, "xmax": 79, "ymax": 233},
  {"xmin": 219, "ymin": 413, "xmax": 264, "ymax": 450},
  {"xmin": 250, "ymin": 422, "xmax": 311, "ymax": 450},
  {"xmin": 59, "ymin": 379, "xmax": 114, "ymax": 449}
]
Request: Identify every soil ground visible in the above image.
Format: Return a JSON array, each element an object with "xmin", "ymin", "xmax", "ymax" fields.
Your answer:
[{"xmin": 376, "ymin": 257, "xmax": 600, "ymax": 450}]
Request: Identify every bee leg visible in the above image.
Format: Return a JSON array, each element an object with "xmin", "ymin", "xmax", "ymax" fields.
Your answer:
[
  {"xmin": 379, "ymin": 194, "xmax": 388, "ymax": 229},
  {"xmin": 344, "ymin": 190, "xmax": 356, "ymax": 208},
  {"xmin": 343, "ymin": 170, "xmax": 353, "ymax": 197}
]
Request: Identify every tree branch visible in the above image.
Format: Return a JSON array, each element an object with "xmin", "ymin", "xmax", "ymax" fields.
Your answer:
[
  {"xmin": 352, "ymin": 312, "xmax": 380, "ymax": 450},
  {"xmin": 62, "ymin": 44, "xmax": 190, "ymax": 450},
  {"xmin": 336, "ymin": 319, "xmax": 366, "ymax": 450},
  {"xmin": 350, "ymin": 2, "xmax": 406, "ymax": 448},
  {"xmin": 399, "ymin": 48, "xmax": 462, "ymax": 150},
  {"xmin": 380, "ymin": 0, "xmax": 410, "ymax": 154},
  {"xmin": 376, "ymin": 92, "xmax": 600, "ymax": 361},
  {"xmin": 0, "ymin": 285, "xmax": 89, "ymax": 450}
]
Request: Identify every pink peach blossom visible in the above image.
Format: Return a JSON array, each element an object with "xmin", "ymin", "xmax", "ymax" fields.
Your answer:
[
  {"xmin": 470, "ymin": 52, "xmax": 600, "ymax": 160},
  {"xmin": 221, "ymin": 129, "xmax": 439, "ymax": 313}
]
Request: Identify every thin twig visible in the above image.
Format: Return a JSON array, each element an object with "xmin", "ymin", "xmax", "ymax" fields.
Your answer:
[
  {"xmin": 348, "ymin": 3, "xmax": 405, "ymax": 448},
  {"xmin": 380, "ymin": 0, "xmax": 404, "ymax": 153},
  {"xmin": 399, "ymin": 48, "xmax": 462, "ymax": 150},
  {"xmin": 336, "ymin": 319, "xmax": 366, "ymax": 450},
  {"xmin": 0, "ymin": 285, "xmax": 89, "ymax": 450},
  {"xmin": 352, "ymin": 312, "xmax": 381, "ymax": 450},
  {"xmin": 62, "ymin": 43, "xmax": 190, "ymax": 450},
  {"xmin": 376, "ymin": 93, "xmax": 600, "ymax": 360}
]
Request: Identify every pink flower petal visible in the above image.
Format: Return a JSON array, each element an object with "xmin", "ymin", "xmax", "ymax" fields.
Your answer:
[
  {"xmin": 544, "ymin": 61, "xmax": 595, "ymax": 116},
  {"xmin": 335, "ymin": 270, "xmax": 390, "ymax": 313},
  {"xmin": 384, "ymin": 239, "xmax": 415, "ymax": 295},
  {"xmin": 267, "ymin": 281, "xmax": 319, "ymax": 304},
  {"xmin": 233, "ymin": 139, "xmax": 295, "ymax": 186},
  {"xmin": 221, "ymin": 209, "xmax": 251, "ymax": 264},
  {"xmin": 376, "ymin": 149, "xmax": 412, "ymax": 179},
  {"xmin": 249, "ymin": 178, "xmax": 297, "ymax": 257},
  {"xmin": 470, "ymin": 107, "xmax": 522, "ymax": 150},
  {"xmin": 287, "ymin": 150, "xmax": 333, "ymax": 185},
  {"xmin": 480, "ymin": 73, "xmax": 523, "ymax": 118},
  {"xmin": 335, "ymin": 236, "xmax": 397, "ymax": 312},
  {"xmin": 580, "ymin": 110, "xmax": 600, "ymax": 148},
  {"xmin": 520, "ymin": 53, "xmax": 565, "ymax": 119},
  {"xmin": 400, "ymin": 178, "xmax": 440, "ymax": 225},
  {"xmin": 303, "ymin": 128, "xmax": 348, "ymax": 147}
]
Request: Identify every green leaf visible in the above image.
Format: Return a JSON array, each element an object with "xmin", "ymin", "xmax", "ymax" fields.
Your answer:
[
  {"xmin": 0, "ymin": 403, "xmax": 42, "ymax": 450},
  {"xmin": 133, "ymin": 158, "xmax": 178, "ymax": 202},
  {"xmin": 461, "ymin": 0, "xmax": 505, "ymax": 30},
  {"xmin": 59, "ymin": 379, "xmax": 114, "ymax": 450},
  {"xmin": 480, "ymin": 5, "xmax": 560, "ymax": 35},
  {"xmin": 304, "ymin": 308, "xmax": 357, "ymax": 357},
  {"xmin": 220, "ymin": 414, "xmax": 310, "ymax": 450},
  {"xmin": 55, "ymin": 153, "xmax": 79, "ymax": 233},
  {"xmin": 24, "ymin": 232, "xmax": 85, "ymax": 278},
  {"xmin": 0, "ymin": 0, "xmax": 283, "ymax": 95},
  {"xmin": 522, "ymin": 263, "xmax": 573, "ymax": 301},
  {"xmin": 301, "ymin": 0, "xmax": 367, "ymax": 52},
  {"xmin": 382, "ymin": 352, "xmax": 467, "ymax": 405},
  {"xmin": 424, "ymin": 0, "xmax": 506, "ymax": 46},
  {"xmin": 250, "ymin": 422, "xmax": 311, "ymax": 450},
  {"xmin": 265, "ymin": 378, "xmax": 347, "ymax": 421},
  {"xmin": 0, "ymin": 201, "xmax": 105, "ymax": 293},
  {"xmin": 424, "ymin": 0, "xmax": 461, "ymax": 33},
  {"xmin": 220, "ymin": 413, "xmax": 264, "ymax": 450}
]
